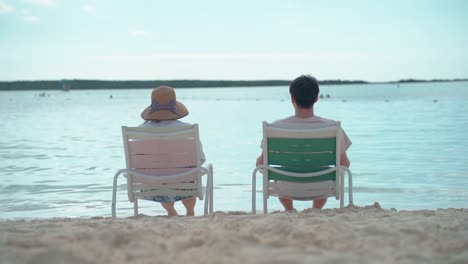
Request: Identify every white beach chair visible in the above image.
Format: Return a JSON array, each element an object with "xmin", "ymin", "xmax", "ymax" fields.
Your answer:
[
  {"xmin": 112, "ymin": 125, "xmax": 213, "ymax": 217},
  {"xmin": 252, "ymin": 121, "xmax": 353, "ymax": 214}
]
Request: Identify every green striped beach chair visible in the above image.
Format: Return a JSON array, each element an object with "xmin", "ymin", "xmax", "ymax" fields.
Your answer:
[
  {"xmin": 252, "ymin": 121, "xmax": 353, "ymax": 214},
  {"xmin": 112, "ymin": 125, "xmax": 213, "ymax": 217}
]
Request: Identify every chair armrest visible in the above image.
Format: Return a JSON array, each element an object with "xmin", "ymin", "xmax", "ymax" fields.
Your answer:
[
  {"xmin": 127, "ymin": 168, "xmax": 201, "ymax": 181},
  {"xmin": 265, "ymin": 166, "xmax": 338, "ymax": 178}
]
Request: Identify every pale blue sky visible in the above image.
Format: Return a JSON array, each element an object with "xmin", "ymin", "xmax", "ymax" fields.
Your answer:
[{"xmin": 0, "ymin": 0, "xmax": 467, "ymax": 81}]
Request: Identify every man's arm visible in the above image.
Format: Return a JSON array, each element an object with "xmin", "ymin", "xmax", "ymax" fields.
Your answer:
[
  {"xmin": 256, "ymin": 153, "xmax": 263, "ymax": 166},
  {"xmin": 340, "ymin": 152, "xmax": 350, "ymax": 167}
]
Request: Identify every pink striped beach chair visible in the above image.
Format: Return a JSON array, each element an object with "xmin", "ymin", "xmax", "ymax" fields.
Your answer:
[{"xmin": 112, "ymin": 125, "xmax": 213, "ymax": 217}]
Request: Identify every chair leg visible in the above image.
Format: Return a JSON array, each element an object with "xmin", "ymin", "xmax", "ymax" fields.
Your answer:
[
  {"xmin": 346, "ymin": 168, "xmax": 353, "ymax": 205},
  {"xmin": 134, "ymin": 200, "xmax": 138, "ymax": 217},
  {"xmin": 209, "ymin": 164, "xmax": 214, "ymax": 214},
  {"xmin": 112, "ymin": 169, "xmax": 126, "ymax": 217},
  {"xmin": 252, "ymin": 168, "xmax": 258, "ymax": 214},
  {"xmin": 340, "ymin": 173, "xmax": 345, "ymax": 209},
  {"xmin": 202, "ymin": 164, "xmax": 213, "ymax": 215},
  {"xmin": 204, "ymin": 173, "xmax": 209, "ymax": 215},
  {"xmin": 263, "ymin": 169, "xmax": 268, "ymax": 214}
]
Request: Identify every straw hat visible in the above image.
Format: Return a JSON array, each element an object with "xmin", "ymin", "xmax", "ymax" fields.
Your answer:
[{"xmin": 141, "ymin": 86, "xmax": 189, "ymax": 121}]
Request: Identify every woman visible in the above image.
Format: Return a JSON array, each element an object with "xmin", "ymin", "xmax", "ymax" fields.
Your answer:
[{"xmin": 139, "ymin": 86, "xmax": 206, "ymax": 216}]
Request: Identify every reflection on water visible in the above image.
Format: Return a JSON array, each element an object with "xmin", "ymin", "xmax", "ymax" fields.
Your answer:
[{"xmin": 1, "ymin": 82, "xmax": 468, "ymax": 219}]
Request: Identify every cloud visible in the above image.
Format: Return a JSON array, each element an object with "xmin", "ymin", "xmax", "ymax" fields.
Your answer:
[
  {"xmin": 0, "ymin": 0, "xmax": 14, "ymax": 14},
  {"xmin": 131, "ymin": 29, "xmax": 149, "ymax": 37},
  {"xmin": 24, "ymin": 15, "xmax": 40, "ymax": 22},
  {"xmin": 21, "ymin": 9, "xmax": 41, "ymax": 23},
  {"xmin": 82, "ymin": 4, "xmax": 95, "ymax": 13},
  {"xmin": 22, "ymin": 0, "xmax": 55, "ymax": 7},
  {"xmin": 0, "ymin": 1, "xmax": 42, "ymax": 23},
  {"xmin": 287, "ymin": 2, "xmax": 298, "ymax": 10}
]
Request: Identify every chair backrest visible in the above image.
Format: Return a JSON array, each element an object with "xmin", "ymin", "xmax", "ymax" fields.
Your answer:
[
  {"xmin": 121, "ymin": 125, "xmax": 203, "ymax": 201},
  {"xmin": 263, "ymin": 121, "xmax": 342, "ymax": 183}
]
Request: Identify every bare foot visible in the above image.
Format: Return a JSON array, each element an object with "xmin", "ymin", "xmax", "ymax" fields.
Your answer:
[
  {"xmin": 167, "ymin": 210, "xmax": 179, "ymax": 217},
  {"xmin": 161, "ymin": 201, "xmax": 179, "ymax": 217},
  {"xmin": 313, "ymin": 198, "xmax": 327, "ymax": 209},
  {"xmin": 186, "ymin": 210, "xmax": 194, "ymax": 216}
]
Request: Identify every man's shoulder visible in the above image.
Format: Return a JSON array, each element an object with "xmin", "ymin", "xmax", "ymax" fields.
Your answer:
[
  {"xmin": 313, "ymin": 116, "xmax": 339, "ymax": 124},
  {"xmin": 272, "ymin": 116, "xmax": 295, "ymax": 124},
  {"xmin": 272, "ymin": 115, "xmax": 338, "ymax": 124}
]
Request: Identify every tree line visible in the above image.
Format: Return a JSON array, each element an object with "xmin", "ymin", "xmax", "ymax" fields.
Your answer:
[
  {"xmin": 1, "ymin": 78, "xmax": 466, "ymax": 91},
  {"xmin": 0, "ymin": 79, "xmax": 368, "ymax": 91}
]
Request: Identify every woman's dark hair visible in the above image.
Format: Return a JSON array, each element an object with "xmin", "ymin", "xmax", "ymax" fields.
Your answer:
[{"xmin": 289, "ymin": 75, "xmax": 320, "ymax": 108}]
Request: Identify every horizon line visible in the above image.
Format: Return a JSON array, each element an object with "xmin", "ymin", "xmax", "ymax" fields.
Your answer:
[{"xmin": 1, "ymin": 78, "xmax": 467, "ymax": 83}]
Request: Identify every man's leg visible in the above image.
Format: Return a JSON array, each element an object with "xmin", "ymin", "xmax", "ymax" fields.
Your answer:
[
  {"xmin": 279, "ymin": 197, "xmax": 294, "ymax": 211},
  {"xmin": 182, "ymin": 196, "xmax": 196, "ymax": 216},
  {"xmin": 161, "ymin": 202, "xmax": 179, "ymax": 217},
  {"xmin": 313, "ymin": 197, "xmax": 327, "ymax": 209}
]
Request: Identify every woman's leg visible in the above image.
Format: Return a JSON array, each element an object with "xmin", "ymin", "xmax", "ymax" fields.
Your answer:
[{"xmin": 161, "ymin": 201, "xmax": 179, "ymax": 217}]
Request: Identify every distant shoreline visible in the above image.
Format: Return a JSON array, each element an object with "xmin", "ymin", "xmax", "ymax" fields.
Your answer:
[{"xmin": 0, "ymin": 78, "xmax": 466, "ymax": 91}]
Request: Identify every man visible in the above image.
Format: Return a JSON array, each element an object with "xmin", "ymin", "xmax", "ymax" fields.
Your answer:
[{"xmin": 256, "ymin": 75, "xmax": 351, "ymax": 210}]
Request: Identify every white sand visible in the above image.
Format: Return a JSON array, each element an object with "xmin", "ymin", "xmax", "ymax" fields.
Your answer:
[{"xmin": 0, "ymin": 203, "xmax": 467, "ymax": 264}]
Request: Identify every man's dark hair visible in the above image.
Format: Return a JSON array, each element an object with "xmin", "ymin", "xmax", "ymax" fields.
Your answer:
[{"xmin": 289, "ymin": 75, "xmax": 320, "ymax": 109}]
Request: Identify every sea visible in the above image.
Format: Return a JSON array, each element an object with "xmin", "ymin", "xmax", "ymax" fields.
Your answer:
[{"xmin": 1, "ymin": 81, "xmax": 467, "ymax": 219}]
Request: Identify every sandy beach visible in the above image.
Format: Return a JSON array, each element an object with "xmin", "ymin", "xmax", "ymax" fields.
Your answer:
[{"xmin": 0, "ymin": 203, "xmax": 466, "ymax": 264}]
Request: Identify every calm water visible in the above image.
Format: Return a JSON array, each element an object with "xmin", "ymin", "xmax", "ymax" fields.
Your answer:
[{"xmin": 1, "ymin": 82, "xmax": 468, "ymax": 219}]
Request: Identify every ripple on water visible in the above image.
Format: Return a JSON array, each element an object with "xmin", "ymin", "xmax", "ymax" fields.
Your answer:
[
  {"xmin": 0, "ymin": 143, "xmax": 67, "ymax": 151},
  {"xmin": 34, "ymin": 180, "xmax": 59, "ymax": 184},
  {"xmin": 0, "ymin": 183, "xmax": 104, "ymax": 195},
  {"xmin": 352, "ymin": 186, "xmax": 445, "ymax": 194},
  {"xmin": 217, "ymin": 183, "xmax": 250, "ymax": 187},
  {"xmin": 0, "ymin": 203, "xmax": 52, "ymax": 212},
  {"xmin": 54, "ymin": 155, "xmax": 76, "ymax": 158},
  {"xmin": 0, "ymin": 153, "xmax": 49, "ymax": 160},
  {"xmin": 0, "ymin": 166, "xmax": 43, "ymax": 172}
]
